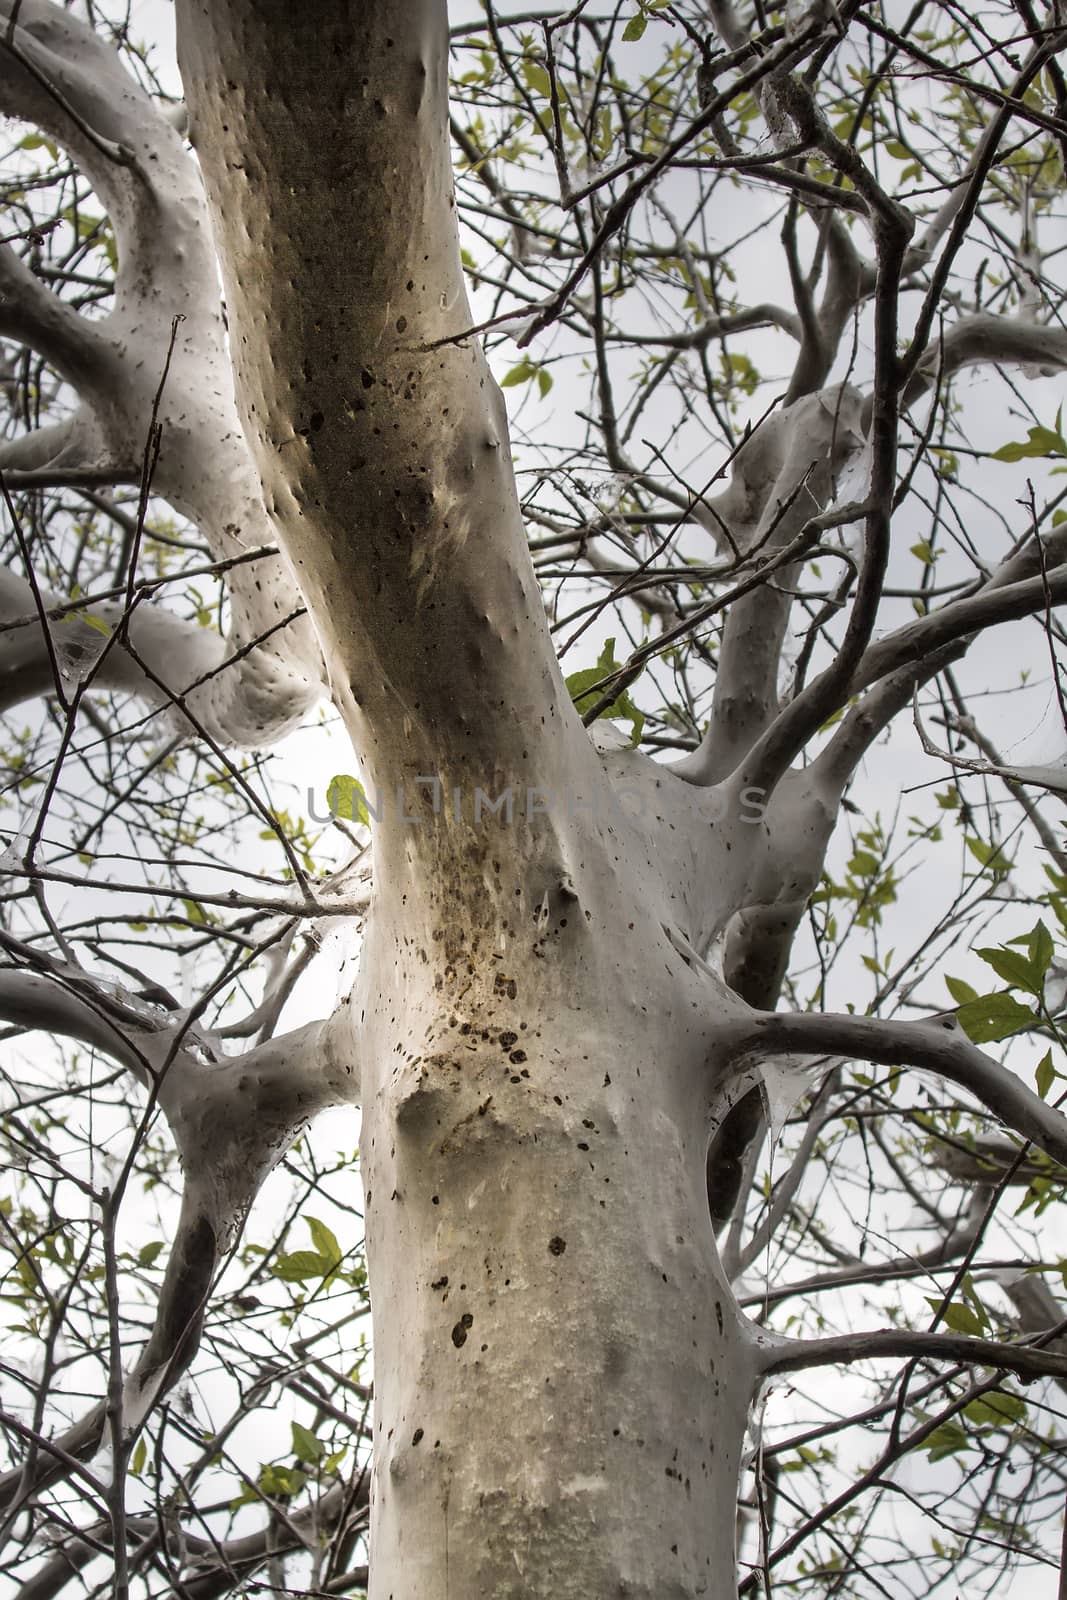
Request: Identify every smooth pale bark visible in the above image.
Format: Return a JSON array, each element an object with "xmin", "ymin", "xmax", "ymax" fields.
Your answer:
[
  {"xmin": 0, "ymin": 568, "xmax": 228, "ymax": 724},
  {"xmin": 176, "ymin": 4, "xmax": 762, "ymax": 1594}
]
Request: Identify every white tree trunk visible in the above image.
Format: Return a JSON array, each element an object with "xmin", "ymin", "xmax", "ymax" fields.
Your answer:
[
  {"xmin": 356, "ymin": 801, "xmax": 756, "ymax": 1598},
  {"xmin": 175, "ymin": 5, "xmax": 762, "ymax": 1590}
]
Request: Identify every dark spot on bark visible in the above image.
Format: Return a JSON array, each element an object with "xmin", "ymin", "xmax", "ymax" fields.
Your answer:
[
  {"xmin": 309, "ymin": 411, "xmax": 324, "ymax": 430},
  {"xmin": 451, "ymin": 1313, "xmax": 473, "ymax": 1348},
  {"xmin": 396, "ymin": 316, "xmax": 407, "ymax": 333},
  {"xmin": 431, "ymin": 1195, "xmax": 439, "ymax": 1205},
  {"xmin": 151, "ymin": 1213, "xmax": 217, "ymax": 1376},
  {"xmin": 509, "ymin": 1049, "xmax": 527, "ymax": 1064},
  {"xmin": 361, "ymin": 368, "xmax": 375, "ymax": 388},
  {"xmin": 499, "ymin": 1031, "xmax": 518, "ymax": 1051},
  {"xmin": 412, "ymin": 1428, "xmax": 424, "ymax": 1445},
  {"xmin": 548, "ymin": 1236, "xmax": 566, "ymax": 1256},
  {"xmin": 431, "ymin": 1276, "xmax": 448, "ymax": 1291},
  {"xmin": 577, "ymin": 1142, "xmax": 589, "ymax": 1151}
]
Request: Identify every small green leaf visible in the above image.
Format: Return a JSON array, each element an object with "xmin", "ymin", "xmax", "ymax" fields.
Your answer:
[
  {"xmin": 623, "ymin": 13, "xmax": 648, "ymax": 40},
  {"xmin": 1029, "ymin": 919, "xmax": 1054, "ymax": 979},
  {"xmin": 500, "ymin": 358, "xmax": 552, "ymax": 395},
  {"xmin": 130, "ymin": 1436, "xmax": 147, "ymax": 1477},
  {"xmin": 924, "ymin": 1421, "xmax": 971, "ymax": 1461},
  {"xmin": 965, "ymin": 835, "xmax": 1012, "ymax": 873},
  {"xmin": 291, "ymin": 1421, "xmax": 325, "ymax": 1463},
  {"xmin": 964, "ymin": 1391, "xmax": 1027, "ymax": 1427},
  {"xmin": 1036, "ymin": 1049, "xmax": 1056, "ymax": 1100},
  {"xmin": 272, "ymin": 1249, "xmax": 330, "ymax": 1283},
  {"xmin": 956, "ymin": 992, "xmax": 1034, "ymax": 1044},
  {"xmin": 991, "ymin": 422, "xmax": 1067, "ymax": 462},
  {"xmin": 926, "ymin": 1297, "xmax": 985, "ymax": 1336},
  {"xmin": 522, "ymin": 61, "xmax": 552, "ymax": 98},
  {"xmin": 976, "ymin": 945, "xmax": 1043, "ymax": 995},
  {"xmin": 565, "ymin": 638, "xmax": 644, "ymax": 745},
  {"xmin": 306, "ymin": 1216, "xmax": 342, "ymax": 1273},
  {"xmin": 848, "ymin": 850, "xmax": 879, "ymax": 878},
  {"xmin": 137, "ymin": 1240, "xmax": 165, "ymax": 1267},
  {"xmin": 326, "ymin": 773, "xmax": 372, "ymax": 826},
  {"xmin": 259, "ymin": 1463, "xmax": 307, "ymax": 1498},
  {"xmin": 945, "ymin": 975, "xmax": 977, "ymax": 1004}
]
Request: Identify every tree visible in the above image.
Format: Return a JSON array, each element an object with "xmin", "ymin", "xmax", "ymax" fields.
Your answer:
[{"xmin": 1, "ymin": 0, "xmax": 1067, "ymax": 1594}]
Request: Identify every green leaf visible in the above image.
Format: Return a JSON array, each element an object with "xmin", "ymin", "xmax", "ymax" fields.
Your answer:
[
  {"xmin": 291, "ymin": 1421, "xmax": 324, "ymax": 1463},
  {"xmin": 1028, "ymin": 919, "xmax": 1054, "ymax": 979},
  {"xmin": 130, "ymin": 1436, "xmax": 147, "ymax": 1477},
  {"xmin": 991, "ymin": 422, "xmax": 1067, "ymax": 461},
  {"xmin": 623, "ymin": 13, "xmax": 648, "ymax": 40},
  {"xmin": 259, "ymin": 1463, "xmax": 307, "ymax": 1498},
  {"xmin": 500, "ymin": 358, "xmax": 552, "ymax": 395},
  {"xmin": 565, "ymin": 638, "xmax": 644, "ymax": 745},
  {"xmin": 1036, "ymin": 1049, "xmax": 1056, "ymax": 1100},
  {"xmin": 306, "ymin": 1216, "xmax": 342, "ymax": 1273},
  {"xmin": 926, "ymin": 1297, "xmax": 985, "ymax": 1336},
  {"xmin": 945, "ymin": 975, "xmax": 977, "ymax": 1004},
  {"xmin": 137, "ymin": 1240, "xmax": 165, "ymax": 1268},
  {"xmin": 924, "ymin": 1421, "xmax": 971, "ymax": 1461},
  {"xmin": 966, "ymin": 835, "xmax": 1012, "ymax": 873},
  {"xmin": 848, "ymin": 850, "xmax": 880, "ymax": 878},
  {"xmin": 956, "ymin": 992, "xmax": 1034, "ymax": 1043},
  {"xmin": 975, "ymin": 945, "xmax": 1044, "ymax": 995},
  {"xmin": 272, "ymin": 1249, "xmax": 330, "ymax": 1283},
  {"xmin": 964, "ymin": 1391, "xmax": 1027, "ymax": 1427},
  {"xmin": 82, "ymin": 613, "xmax": 113, "ymax": 638},
  {"xmin": 522, "ymin": 61, "xmax": 552, "ymax": 98},
  {"xmin": 326, "ymin": 773, "xmax": 372, "ymax": 826}
]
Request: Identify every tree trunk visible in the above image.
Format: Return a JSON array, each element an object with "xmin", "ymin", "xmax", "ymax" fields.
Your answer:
[
  {"xmin": 357, "ymin": 802, "xmax": 756, "ymax": 1598},
  {"xmin": 176, "ymin": 2, "xmax": 760, "ymax": 1592}
]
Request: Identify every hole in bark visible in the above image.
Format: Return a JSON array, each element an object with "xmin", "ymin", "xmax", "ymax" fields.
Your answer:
[{"xmin": 548, "ymin": 1236, "xmax": 566, "ymax": 1256}]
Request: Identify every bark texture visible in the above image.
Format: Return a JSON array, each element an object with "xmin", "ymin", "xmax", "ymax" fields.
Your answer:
[{"xmin": 176, "ymin": 3, "xmax": 762, "ymax": 1594}]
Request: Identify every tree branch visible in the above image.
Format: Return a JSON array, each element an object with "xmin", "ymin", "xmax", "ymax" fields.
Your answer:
[
  {"xmin": 730, "ymin": 1008, "xmax": 1067, "ymax": 1168},
  {"xmin": 176, "ymin": 0, "xmax": 584, "ymax": 792},
  {"xmin": 757, "ymin": 1324, "xmax": 1067, "ymax": 1385},
  {"xmin": 0, "ymin": 970, "xmax": 359, "ymax": 1510},
  {"xmin": 0, "ymin": 0, "xmax": 324, "ymax": 747}
]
